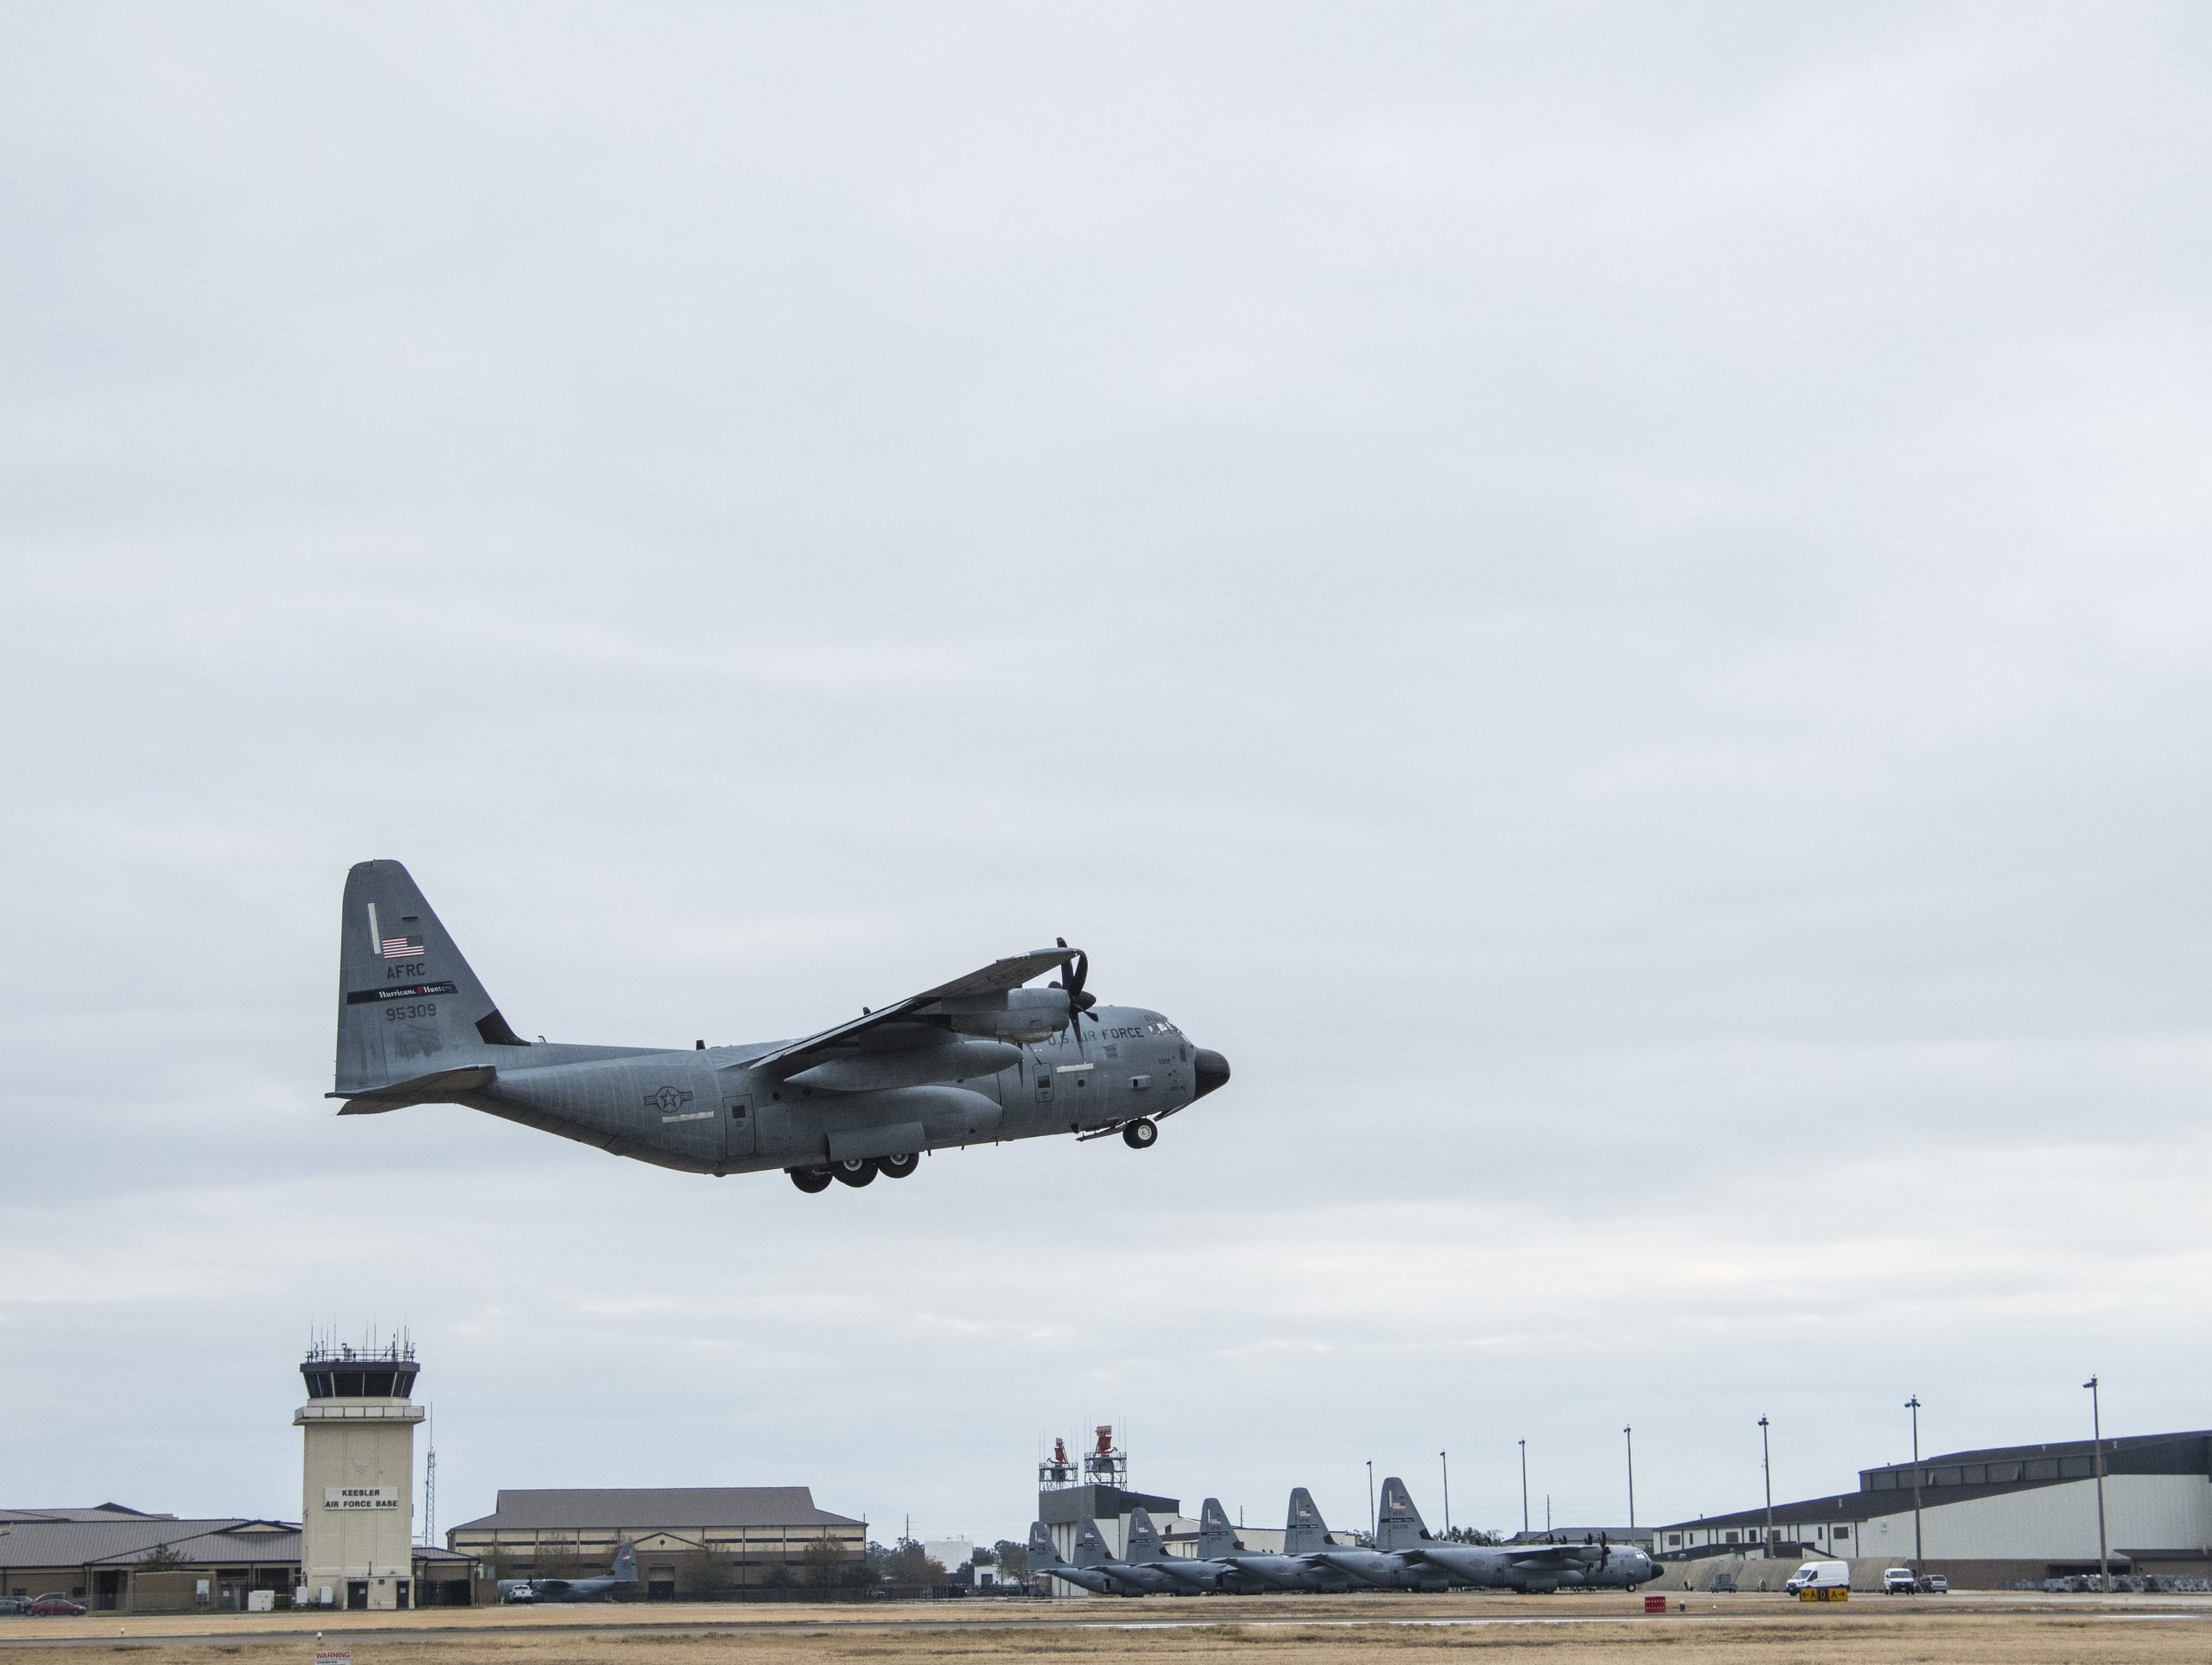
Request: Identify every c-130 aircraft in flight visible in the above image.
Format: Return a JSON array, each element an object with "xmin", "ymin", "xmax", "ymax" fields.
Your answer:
[{"xmin": 331, "ymin": 861, "xmax": 1230, "ymax": 1192}]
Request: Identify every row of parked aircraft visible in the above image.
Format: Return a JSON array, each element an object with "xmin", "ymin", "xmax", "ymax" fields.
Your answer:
[{"xmin": 1029, "ymin": 1478, "xmax": 1660, "ymax": 1596}]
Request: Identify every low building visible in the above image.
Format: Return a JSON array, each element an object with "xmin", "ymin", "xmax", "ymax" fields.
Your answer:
[
  {"xmin": 1654, "ymin": 1428, "xmax": 2212, "ymax": 1586},
  {"xmin": 919, "ymin": 1540, "xmax": 980, "ymax": 1577},
  {"xmin": 0, "ymin": 1506, "xmax": 474, "ymax": 1613},
  {"xmin": 446, "ymin": 1486, "xmax": 865, "ymax": 1598}
]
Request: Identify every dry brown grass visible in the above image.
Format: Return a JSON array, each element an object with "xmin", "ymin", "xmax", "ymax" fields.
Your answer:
[{"xmin": 4, "ymin": 1593, "xmax": 2208, "ymax": 1665}]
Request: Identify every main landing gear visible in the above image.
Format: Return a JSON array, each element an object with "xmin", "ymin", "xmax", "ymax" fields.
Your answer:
[
  {"xmin": 787, "ymin": 1153, "xmax": 920, "ymax": 1192},
  {"xmin": 1122, "ymin": 1118, "xmax": 1158, "ymax": 1150}
]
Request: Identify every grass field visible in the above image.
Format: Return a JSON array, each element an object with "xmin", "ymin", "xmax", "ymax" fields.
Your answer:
[{"xmin": 3, "ymin": 1592, "xmax": 2208, "ymax": 1664}]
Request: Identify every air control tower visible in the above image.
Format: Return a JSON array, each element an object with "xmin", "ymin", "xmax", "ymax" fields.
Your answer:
[{"xmin": 295, "ymin": 1337, "xmax": 423, "ymax": 1609}]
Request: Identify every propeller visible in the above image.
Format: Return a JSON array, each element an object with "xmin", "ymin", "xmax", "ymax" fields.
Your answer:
[{"xmin": 1051, "ymin": 937, "xmax": 1098, "ymax": 1049}]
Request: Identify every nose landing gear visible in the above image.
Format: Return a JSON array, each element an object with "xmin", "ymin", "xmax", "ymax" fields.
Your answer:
[
  {"xmin": 787, "ymin": 1166, "xmax": 832, "ymax": 1193},
  {"xmin": 1122, "ymin": 1118, "xmax": 1159, "ymax": 1150}
]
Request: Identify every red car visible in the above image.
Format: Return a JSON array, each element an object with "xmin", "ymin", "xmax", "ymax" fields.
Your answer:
[{"xmin": 28, "ymin": 1596, "xmax": 87, "ymax": 1617}]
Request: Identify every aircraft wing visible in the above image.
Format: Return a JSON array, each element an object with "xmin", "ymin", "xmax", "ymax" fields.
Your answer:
[{"xmin": 747, "ymin": 949, "xmax": 1076, "ymax": 1073}]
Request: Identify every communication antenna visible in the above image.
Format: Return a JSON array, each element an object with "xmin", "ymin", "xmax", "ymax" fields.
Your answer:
[
  {"xmin": 1039, "ymin": 1435, "xmax": 1077, "ymax": 1490},
  {"xmin": 1082, "ymin": 1425, "xmax": 1127, "ymax": 1491}
]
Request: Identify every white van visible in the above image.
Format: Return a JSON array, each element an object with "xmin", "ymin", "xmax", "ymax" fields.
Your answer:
[{"xmin": 1785, "ymin": 1560, "xmax": 1852, "ymax": 1600}]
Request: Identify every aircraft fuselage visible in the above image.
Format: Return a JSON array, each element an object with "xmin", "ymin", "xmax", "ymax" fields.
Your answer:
[{"xmin": 437, "ymin": 1003, "xmax": 1204, "ymax": 1176}]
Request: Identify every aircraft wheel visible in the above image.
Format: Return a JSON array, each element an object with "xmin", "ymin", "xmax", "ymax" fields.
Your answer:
[
  {"xmin": 877, "ymin": 1152, "xmax": 919, "ymax": 1179},
  {"xmin": 832, "ymin": 1158, "xmax": 877, "ymax": 1187},
  {"xmin": 788, "ymin": 1167, "xmax": 832, "ymax": 1194},
  {"xmin": 1122, "ymin": 1118, "xmax": 1158, "ymax": 1150}
]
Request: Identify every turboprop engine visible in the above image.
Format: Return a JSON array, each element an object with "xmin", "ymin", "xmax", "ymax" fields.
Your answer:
[{"xmin": 938, "ymin": 984, "xmax": 1083, "ymax": 1045}]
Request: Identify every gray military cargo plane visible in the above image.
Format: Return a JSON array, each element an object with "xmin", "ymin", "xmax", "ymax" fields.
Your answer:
[
  {"xmin": 1297, "ymin": 1478, "xmax": 1459, "ymax": 1591},
  {"xmin": 497, "ymin": 1541, "xmax": 639, "ymax": 1603},
  {"xmin": 333, "ymin": 861, "xmax": 1229, "ymax": 1192},
  {"xmin": 1122, "ymin": 1507, "xmax": 1238, "ymax": 1593},
  {"xmin": 1027, "ymin": 1520, "xmax": 1145, "ymax": 1597},
  {"xmin": 1066, "ymin": 1516, "xmax": 1192, "ymax": 1595},
  {"xmin": 1365, "ymin": 1478, "xmax": 1659, "ymax": 1593},
  {"xmin": 1213, "ymin": 1490, "xmax": 1354, "ymax": 1592}
]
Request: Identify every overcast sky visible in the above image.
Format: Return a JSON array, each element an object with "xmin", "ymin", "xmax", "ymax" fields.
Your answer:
[{"xmin": 4, "ymin": 2, "xmax": 2209, "ymax": 1549}]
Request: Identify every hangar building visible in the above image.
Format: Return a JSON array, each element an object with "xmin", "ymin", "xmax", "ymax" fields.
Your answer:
[
  {"xmin": 1655, "ymin": 1427, "xmax": 2212, "ymax": 1586},
  {"xmin": 0, "ymin": 1504, "xmax": 474, "ymax": 1613},
  {"xmin": 447, "ymin": 1486, "xmax": 864, "ymax": 1598}
]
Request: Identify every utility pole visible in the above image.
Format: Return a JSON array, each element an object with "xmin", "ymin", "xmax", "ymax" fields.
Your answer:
[
  {"xmin": 1519, "ymin": 1439, "xmax": 1529, "ymax": 1535},
  {"xmin": 1624, "ymin": 1427, "xmax": 1636, "ymax": 1531},
  {"xmin": 1905, "ymin": 1396, "xmax": 1923, "ymax": 1576},
  {"xmin": 1440, "ymin": 1452, "xmax": 1451, "ymax": 1536},
  {"xmin": 1758, "ymin": 1416, "xmax": 1774, "ymax": 1560},
  {"xmin": 421, "ymin": 1403, "xmax": 436, "ymax": 1548},
  {"xmin": 1366, "ymin": 1460, "xmax": 1375, "ymax": 1542},
  {"xmin": 2084, "ymin": 1376, "xmax": 2109, "ymax": 1591}
]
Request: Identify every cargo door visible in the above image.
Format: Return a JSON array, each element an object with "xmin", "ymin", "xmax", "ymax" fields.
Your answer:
[{"xmin": 721, "ymin": 1083, "xmax": 757, "ymax": 1161}]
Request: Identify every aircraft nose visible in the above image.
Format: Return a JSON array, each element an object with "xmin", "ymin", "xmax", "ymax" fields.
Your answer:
[{"xmin": 1192, "ymin": 1048, "xmax": 1230, "ymax": 1100}]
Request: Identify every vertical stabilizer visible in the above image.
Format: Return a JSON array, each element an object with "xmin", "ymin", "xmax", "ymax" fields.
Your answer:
[
  {"xmin": 1071, "ymin": 1518, "xmax": 1113, "ymax": 1567},
  {"xmin": 1375, "ymin": 1477, "xmax": 1429, "ymax": 1552},
  {"xmin": 1027, "ymin": 1522, "xmax": 1065, "ymax": 1568},
  {"xmin": 1284, "ymin": 1488, "xmax": 1329, "ymax": 1555},
  {"xmin": 335, "ymin": 860, "xmax": 526, "ymax": 1096},
  {"xmin": 610, "ymin": 1541, "xmax": 638, "ymax": 1581},
  {"xmin": 1198, "ymin": 1498, "xmax": 1237, "ymax": 1558},
  {"xmin": 1125, "ymin": 1508, "xmax": 1166, "ymax": 1564}
]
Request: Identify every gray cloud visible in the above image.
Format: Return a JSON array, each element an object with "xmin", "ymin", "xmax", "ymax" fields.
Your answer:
[{"xmin": 3, "ymin": 1, "xmax": 2209, "ymax": 1543}]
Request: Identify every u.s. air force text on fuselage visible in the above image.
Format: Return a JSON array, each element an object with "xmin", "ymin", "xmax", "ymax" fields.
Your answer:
[{"xmin": 330, "ymin": 861, "xmax": 1230, "ymax": 1192}]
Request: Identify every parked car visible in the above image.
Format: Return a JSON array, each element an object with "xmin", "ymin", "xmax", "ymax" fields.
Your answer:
[
  {"xmin": 1917, "ymin": 1574, "xmax": 1949, "ymax": 1594},
  {"xmin": 0, "ymin": 1596, "xmax": 34, "ymax": 1616},
  {"xmin": 27, "ymin": 1596, "xmax": 87, "ymax": 1617},
  {"xmin": 1883, "ymin": 1567, "xmax": 1917, "ymax": 1594},
  {"xmin": 1709, "ymin": 1573, "xmax": 1738, "ymax": 1593}
]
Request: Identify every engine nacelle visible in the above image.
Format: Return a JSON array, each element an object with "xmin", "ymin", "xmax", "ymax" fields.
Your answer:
[
  {"xmin": 938, "ymin": 986, "xmax": 1073, "ymax": 1045},
  {"xmin": 785, "ymin": 1037, "xmax": 1022, "ymax": 1093}
]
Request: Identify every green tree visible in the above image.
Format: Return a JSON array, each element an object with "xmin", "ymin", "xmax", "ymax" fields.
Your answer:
[
  {"xmin": 799, "ymin": 1535, "xmax": 851, "ymax": 1587},
  {"xmin": 879, "ymin": 1540, "xmax": 947, "ymax": 1586},
  {"xmin": 991, "ymin": 1539, "xmax": 1030, "ymax": 1580}
]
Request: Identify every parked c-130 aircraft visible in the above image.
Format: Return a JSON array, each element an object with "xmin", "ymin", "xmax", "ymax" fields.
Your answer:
[{"xmin": 331, "ymin": 861, "xmax": 1230, "ymax": 1192}]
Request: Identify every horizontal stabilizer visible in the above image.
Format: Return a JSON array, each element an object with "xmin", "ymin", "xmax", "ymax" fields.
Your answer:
[{"xmin": 332, "ymin": 1064, "xmax": 496, "ymax": 1113}]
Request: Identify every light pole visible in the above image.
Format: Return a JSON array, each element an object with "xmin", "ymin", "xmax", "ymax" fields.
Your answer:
[
  {"xmin": 1366, "ymin": 1460, "xmax": 1375, "ymax": 1542},
  {"xmin": 1519, "ymin": 1439, "xmax": 1529, "ymax": 1535},
  {"xmin": 1758, "ymin": 1416, "xmax": 1774, "ymax": 1560},
  {"xmin": 1624, "ymin": 1427, "xmax": 1636, "ymax": 1531},
  {"xmin": 1440, "ymin": 1452, "xmax": 1452, "ymax": 1536},
  {"xmin": 1905, "ymin": 1395, "xmax": 1923, "ymax": 1575},
  {"xmin": 2084, "ymin": 1376, "xmax": 2108, "ymax": 1591}
]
